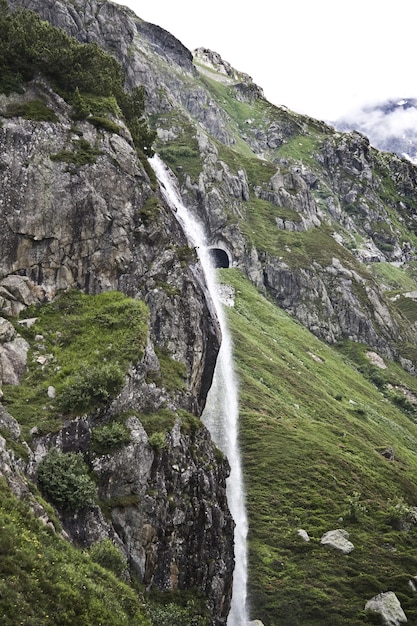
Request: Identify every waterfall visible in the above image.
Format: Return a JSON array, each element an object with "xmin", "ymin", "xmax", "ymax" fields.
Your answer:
[{"xmin": 149, "ymin": 155, "xmax": 249, "ymax": 625}]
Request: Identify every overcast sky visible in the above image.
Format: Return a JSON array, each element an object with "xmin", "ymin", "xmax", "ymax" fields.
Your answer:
[{"xmin": 112, "ymin": 0, "xmax": 417, "ymax": 122}]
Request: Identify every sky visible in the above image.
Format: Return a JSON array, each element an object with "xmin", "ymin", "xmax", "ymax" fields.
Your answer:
[{"xmin": 112, "ymin": 0, "xmax": 417, "ymax": 122}]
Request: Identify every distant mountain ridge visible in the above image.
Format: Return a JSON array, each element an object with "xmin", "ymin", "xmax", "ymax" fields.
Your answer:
[{"xmin": 334, "ymin": 97, "xmax": 417, "ymax": 162}]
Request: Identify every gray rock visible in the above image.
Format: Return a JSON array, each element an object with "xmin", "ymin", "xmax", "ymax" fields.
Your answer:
[
  {"xmin": 297, "ymin": 529, "xmax": 310, "ymax": 542},
  {"xmin": 0, "ymin": 318, "xmax": 29, "ymax": 385},
  {"xmin": 320, "ymin": 529, "xmax": 354, "ymax": 554},
  {"xmin": 365, "ymin": 591, "xmax": 407, "ymax": 625}
]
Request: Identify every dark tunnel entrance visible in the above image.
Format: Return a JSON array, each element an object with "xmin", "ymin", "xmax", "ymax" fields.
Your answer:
[{"xmin": 209, "ymin": 248, "xmax": 230, "ymax": 268}]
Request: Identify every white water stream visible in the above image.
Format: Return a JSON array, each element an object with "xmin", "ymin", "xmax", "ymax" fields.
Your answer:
[{"xmin": 149, "ymin": 155, "xmax": 249, "ymax": 625}]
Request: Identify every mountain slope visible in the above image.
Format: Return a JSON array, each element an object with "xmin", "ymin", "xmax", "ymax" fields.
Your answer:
[{"xmin": 3, "ymin": 1, "xmax": 417, "ymax": 625}]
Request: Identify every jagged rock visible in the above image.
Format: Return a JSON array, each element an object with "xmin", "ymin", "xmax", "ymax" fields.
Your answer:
[
  {"xmin": 0, "ymin": 405, "xmax": 21, "ymax": 439},
  {"xmin": 320, "ymin": 529, "xmax": 354, "ymax": 554},
  {"xmin": 365, "ymin": 591, "xmax": 407, "ymax": 625},
  {"xmin": 0, "ymin": 318, "xmax": 29, "ymax": 385},
  {"xmin": 0, "ymin": 434, "xmax": 60, "ymax": 533}
]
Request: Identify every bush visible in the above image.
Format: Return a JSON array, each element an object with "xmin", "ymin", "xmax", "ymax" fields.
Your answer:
[
  {"xmin": 37, "ymin": 449, "xmax": 97, "ymax": 510},
  {"xmin": 344, "ymin": 490, "xmax": 368, "ymax": 522},
  {"xmin": 3, "ymin": 99, "xmax": 58, "ymax": 121},
  {"xmin": 386, "ymin": 496, "xmax": 417, "ymax": 530},
  {"xmin": 148, "ymin": 431, "xmax": 167, "ymax": 450},
  {"xmin": 147, "ymin": 602, "xmax": 208, "ymax": 626},
  {"xmin": 58, "ymin": 363, "xmax": 125, "ymax": 415},
  {"xmin": 89, "ymin": 539, "xmax": 127, "ymax": 578},
  {"xmin": 91, "ymin": 422, "xmax": 131, "ymax": 455}
]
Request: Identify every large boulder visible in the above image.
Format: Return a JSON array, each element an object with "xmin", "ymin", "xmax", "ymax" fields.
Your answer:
[{"xmin": 365, "ymin": 591, "xmax": 407, "ymax": 626}]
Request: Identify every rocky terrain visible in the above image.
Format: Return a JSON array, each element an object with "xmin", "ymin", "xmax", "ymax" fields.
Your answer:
[{"xmin": 2, "ymin": 1, "xmax": 417, "ymax": 625}]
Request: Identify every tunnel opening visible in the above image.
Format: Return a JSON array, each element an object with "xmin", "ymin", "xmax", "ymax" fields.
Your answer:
[{"xmin": 209, "ymin": 248, "xmax": 230, "ymax": 268}]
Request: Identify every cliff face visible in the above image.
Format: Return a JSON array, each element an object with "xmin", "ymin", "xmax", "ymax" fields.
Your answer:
[{"xmin": 0, "ymin": 3, "xmax": 234, "ymax": 621}]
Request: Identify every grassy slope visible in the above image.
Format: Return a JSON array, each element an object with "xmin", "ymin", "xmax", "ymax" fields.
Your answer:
[
  {"xmin": 220, "ymin": 269, "xmax": 417, "ymax": 625},
  {"xmin": 0, "ymin": 479, "xmax": 151, "ymax": 626}
]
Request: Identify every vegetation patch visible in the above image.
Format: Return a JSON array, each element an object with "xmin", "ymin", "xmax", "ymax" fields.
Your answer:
[
  {"xmin": 2, "ymin": 98, "xmax": 58, "ymax": 121},
  {"xmin": 91, "ymin": 422, "xmax": 131, "ymax": 455},
  {"xmin": 37, "ymin": 449, "xmax": 97, "ymax": 511},
  {"xmin": 0, "ymin": 478, "xmax": 151, "ymax": 625},
  {"xmin": 3, "ymin": 290, "xmax": 148, "ymax": 438},
  {"xmin": 157, "ymin": 117, "xmax": 202, "ymax": 182},
  {"xmin": 0, "ymin": 2, "xmax": 155, "ymax": 156},
  {"xmin": 51, "ymin": 137, "xmax": 102, "ymax": 166},
  {"xmin": 151, "ymin": 347, "xmax": 188, "ymax": 391}
]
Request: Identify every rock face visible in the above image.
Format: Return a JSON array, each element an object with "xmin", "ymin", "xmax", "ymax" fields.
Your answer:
[
  {"xmin": 0, "ymin": 77, "xmax": 219, "ymax": 415},
  {"xmin": 5, "ymin": 1, "xmax": 417, "ymax": 623},
  {"xmin": 365, "ymin": 592, "xmax": 407, "ymax": 626},
  {"xmin": 27, "ymin": 414, "xmax": 233, "ymax": 623}
]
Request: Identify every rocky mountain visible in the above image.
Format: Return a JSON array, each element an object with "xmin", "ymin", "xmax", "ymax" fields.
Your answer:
[
  {"xmin": 2, "ymin": 1, "xmax": 417, "ymax": 625},
  {"xmin": 335, "ymin": 98, "xmax": 417, "ymax": 163}
]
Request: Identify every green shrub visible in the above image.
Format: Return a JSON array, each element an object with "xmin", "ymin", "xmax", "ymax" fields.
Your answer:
[
  {"xmin": 147, "ymin": 601, "xmax": 208, "ymax": 626},
  {"xmin": 89, "ymin": 539, "xmax": 127, "ymax": 578},
  {"xmin": 386, "ymin": 496, "xmax": 416, "ymax": 530},
  {"xmin": 58, "ymin": 363, "xmax": 125, "ymax": 415},
  {"xmin": 344, "ymin": 490, "xmax": 368, "ymax": 522},
  {"xmin": 148, "ymin": 431, "xmax": 167, "ymax": 450},
  {"xmin": 3, "ymin": 99, "xmax": 58, "ymax": 121},
  {"xmin": 51, "ymin": 138, "xmax": 102, "ymax": 166},
  {"xmin": 37, "ymin": 449, "xmax": 97, "ymax": 511},
  {"xmin": 91, "ymin": 422, "xmax": 131, "ymax": 455},
  {"xmin": 88, "ymin": 115, "xmax": 121, "ymax": 134}
]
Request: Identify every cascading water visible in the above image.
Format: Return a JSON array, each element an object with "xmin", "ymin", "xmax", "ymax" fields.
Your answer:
[{"xmin": 149, "ymin": 155, "xmax": 249, "ymax": 626}]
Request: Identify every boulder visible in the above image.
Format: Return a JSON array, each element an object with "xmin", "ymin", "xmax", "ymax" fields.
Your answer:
[
  {"xmin": 365, "ymin": 591, "xmax": 407, "ymax": 625},
  {"xmin": 320, "ymin": 529, "xmax": 354, "ymax": 554},
  {"xmin": 297, "ymin": 529, "xmax": 310, "ymax": 542}
]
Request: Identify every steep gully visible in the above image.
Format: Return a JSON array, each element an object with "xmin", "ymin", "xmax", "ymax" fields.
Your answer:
[{"xmin": 150, "ymin": 155, "xmax": 249, "ymax": 625}]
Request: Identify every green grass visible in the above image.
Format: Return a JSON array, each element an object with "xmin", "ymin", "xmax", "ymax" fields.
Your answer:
[
  {"xmin": 219, "ymin": 268, "xmax": 417, "ymax": 625},
  {"xmin": 0, "ymin": 478, "xmax": 151, "ymax": 626},
  {"xmin": 154, "ymin": 112, "xmax": 202, "ymax": 182},
  {"xmin": 3, "ymin": 290, "xmax": 148, "ymax": 439},
  {"xmin": 2, "ymin": 99, "xmax": 58, "ymax": 122}
]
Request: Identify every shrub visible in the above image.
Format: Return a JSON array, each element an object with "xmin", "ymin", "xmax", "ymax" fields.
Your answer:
[
  {"xmin": 147, "ymin": 601, "xmax": 208, "ymax": 626},
  {"xmin": 51, "ymin": 138, "xmax": 102, "ymax": 166},
  {"xmin": 58, "ymin": 363, "xmax": 125, "ymax": 415},
  {"xmin": 3, "ymin": 99, "xmax": 58, "ymax": 121},
  {"xmin": 37, "ymin": 449, "xmax": 97, "ymax": 510},
  {"xmin": 91, "ymin": 422, "xmax": 131, "ymax": 455},
  {"xmin": 344, "ymin": 490, "xmax": 368, "ymax": 522},
  {"xmin": 148, "ymin": 431, "xmax": 167, "ymax": 450},
  {"xmin": 386, "ymin": 496, "xmax": 417, "ymax": 530},
  {"xmin": 89, "ymin": 539, "xmax": 127, "ymax": 578}
]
